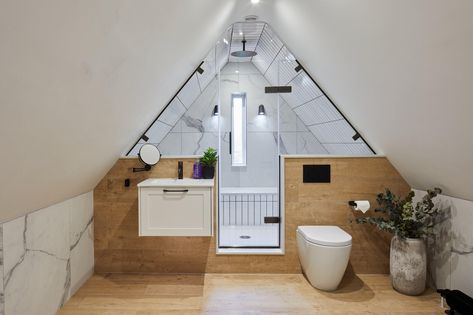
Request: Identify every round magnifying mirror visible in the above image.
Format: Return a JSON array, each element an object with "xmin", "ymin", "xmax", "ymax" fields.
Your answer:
[{"xmin": 139, "ymin": 144, "xmax": 161, "ymax": 166}]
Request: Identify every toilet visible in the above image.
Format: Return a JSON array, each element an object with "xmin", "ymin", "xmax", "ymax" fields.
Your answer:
[{"xmin": 296, "ymin": 225, "xmax": 352, "ymax": 291}]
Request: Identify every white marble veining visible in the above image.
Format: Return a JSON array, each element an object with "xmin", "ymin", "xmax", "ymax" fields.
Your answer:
[
  {"xmin": 413, "ymin": 189, "xmax": 473, "ymax": 297},
  {"xmin": 128, "ymin": 60, "xmax": 371, "ymax": 157},
  {"xmin": 181, "ymin": 132, "xmax": 218, "ymax": 155},
  {"xmin": 1, "ymin": 191, "xmax": 94, "ymax": 315},
  {"xmin": 68, "ymin": 192, "xmax": 94, "ymax": 296},
  {"xmin": 3, "ymin": 211, "xmax": 69, "ymax": 315},
  {"xmin": 158, "ymin": 132, "xmax": 182, "ymax": 155}
]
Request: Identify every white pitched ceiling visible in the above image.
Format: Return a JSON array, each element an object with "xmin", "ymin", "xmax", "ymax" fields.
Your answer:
[{"xmin": 1, "ymin": 0, "xmax": 472, "ymax": 222}]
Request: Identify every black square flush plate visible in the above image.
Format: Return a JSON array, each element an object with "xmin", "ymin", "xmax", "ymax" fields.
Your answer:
[{"xmin": 303, "ymin": 164, "xmax": 331, "ymax": 183}]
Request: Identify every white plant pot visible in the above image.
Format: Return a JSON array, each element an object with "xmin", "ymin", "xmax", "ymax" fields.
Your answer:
[{"xmin": 390, "ymin": 235, "xmax": 427, "ymax": 296}]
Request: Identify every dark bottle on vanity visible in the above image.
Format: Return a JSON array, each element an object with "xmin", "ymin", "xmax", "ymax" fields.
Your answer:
[{"xmin": 177, "ymin": 161, "xmax": 183, "ymax": 179}]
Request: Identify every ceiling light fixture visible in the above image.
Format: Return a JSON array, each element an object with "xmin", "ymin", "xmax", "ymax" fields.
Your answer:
[
  {"xmin": 251, "ymin": 0, "xmax": 260, "ymax": 4},
  {"xmin": 212, "ymin": 105, "xmax": 219, "ymax": 116},
  {"xmin": 258, "ymin": 104, "xmax": 266, "ymax": 115}
]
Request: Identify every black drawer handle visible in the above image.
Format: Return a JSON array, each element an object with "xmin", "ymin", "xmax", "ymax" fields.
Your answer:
[{"xmin": 163, "ymin": 189, "xmax": 189, "ymax": 193}]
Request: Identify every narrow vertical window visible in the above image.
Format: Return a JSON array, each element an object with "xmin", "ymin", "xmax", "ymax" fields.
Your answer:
[{"xmin": 231, "ymin": 93, "xmax": 247, "ymax": 166}]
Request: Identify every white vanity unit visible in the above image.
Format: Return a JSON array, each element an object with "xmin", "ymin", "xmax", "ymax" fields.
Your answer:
[{"xmin": 137, "ymin": 178, "xmax": 214, "ymax": 236}]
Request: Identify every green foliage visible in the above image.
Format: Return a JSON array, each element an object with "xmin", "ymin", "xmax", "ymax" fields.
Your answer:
[
  {"xmin": 356, "ymin": 187, "xmax": 442, "ymax": 239},
  {"xmin": 200, "ymin": 147, "xmax": 218, "ymax": 167}
]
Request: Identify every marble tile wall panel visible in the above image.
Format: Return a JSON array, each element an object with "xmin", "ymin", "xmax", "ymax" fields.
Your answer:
[
  {"xmin": 3, "ymin": 209, "xmax": 69, "ymax": 315},
  {"xmin": 0, "ymin": 191, "xmax": 94, "ymax": 315},
  {"xmin": 144, "ymin": 120, "xmax": 172, "ymax": 145},
  {"xmin": 413, "ymin": 190, "xmax": 473, "ymax": 297},
  {"xmin": 157, "ymin": 98, "xmax": 187, "ymax": 127},
  {"xmin": 181, "ymin": 132, "xmax": 219, "ymax": 156},
  {"xmin": 177, "ymin": 74, "xmax": 201, "ymax": 108},
  {"xmin": 130, "ymin": 60, "xmax": 370, "ymax": 157},
  {"xmin": 68, "ymin": 192, "xmax": 94, "ymax": 296}
]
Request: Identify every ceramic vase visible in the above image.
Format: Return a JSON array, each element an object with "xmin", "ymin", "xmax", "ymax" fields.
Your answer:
[{"xmin": 390, "ymin": 235, "xmax": 427, "ymax": 296}]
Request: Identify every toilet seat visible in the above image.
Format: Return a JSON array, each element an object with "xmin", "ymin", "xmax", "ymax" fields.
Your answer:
[{"xmin": 297, "ymin": 225, "xmax": 352, "ymax": 247}]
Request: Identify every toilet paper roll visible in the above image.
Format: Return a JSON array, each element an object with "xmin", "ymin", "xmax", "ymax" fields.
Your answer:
[{"xmin": 354, "ymin": 200, "xmax": 370, "ymax": 213}]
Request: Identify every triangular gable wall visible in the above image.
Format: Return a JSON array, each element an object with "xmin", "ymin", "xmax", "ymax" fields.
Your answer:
[{"xmin": 127, "ymin": 22, "xmax": 374, "ymax": 156}]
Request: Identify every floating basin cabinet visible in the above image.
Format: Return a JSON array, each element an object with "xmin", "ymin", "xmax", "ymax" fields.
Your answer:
[{"xmin": 138, "ymin": 178, "xmax": 214, "ymax": 236}]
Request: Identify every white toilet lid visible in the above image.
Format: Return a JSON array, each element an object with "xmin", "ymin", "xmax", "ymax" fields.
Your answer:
[{"xmin": 297, "ymin": 226, "xmax": 352, "ymax": 247}]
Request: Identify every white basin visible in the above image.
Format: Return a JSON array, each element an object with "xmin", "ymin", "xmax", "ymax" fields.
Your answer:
[{"xmin": 137, "ymin": 178, "xmax": 214, "ymax": 188}]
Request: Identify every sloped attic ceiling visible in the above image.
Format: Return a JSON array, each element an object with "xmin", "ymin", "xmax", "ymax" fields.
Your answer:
[
  {"xmin": 1, "ymin": 0, "xmax": 472, "ymax": 222},
  {"xmin": 127, "ymin": 22, "xmax": 374, "ymax": 156}
]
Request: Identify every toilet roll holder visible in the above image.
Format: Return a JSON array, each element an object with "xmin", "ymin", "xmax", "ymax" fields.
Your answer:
[
  {"xmin": 348, "ymin": 201, "xmax": 358, "ymax": 208},
  {"xmin": 348, "ymin": 200, "xmax": 370, "ymax": 213}
]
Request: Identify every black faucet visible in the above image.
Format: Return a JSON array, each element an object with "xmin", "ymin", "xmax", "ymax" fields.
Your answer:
[{"xmin": 177, "ymin": 161, "xmax": 183, "ymax": 179}]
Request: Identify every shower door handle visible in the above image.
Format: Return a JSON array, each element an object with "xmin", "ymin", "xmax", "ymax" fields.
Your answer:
[
  {"xmin": 229, "ymin": 131, "xmax": 232, "ymax": 154},
  {"xmin": 264, "ymin": 217, "xmax": 280, "ymax": 224}
]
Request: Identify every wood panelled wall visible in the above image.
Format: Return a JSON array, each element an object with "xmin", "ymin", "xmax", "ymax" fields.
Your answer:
[{"xmin": 94, "ymin": 157, "xmax": 410, "ymax": 274}]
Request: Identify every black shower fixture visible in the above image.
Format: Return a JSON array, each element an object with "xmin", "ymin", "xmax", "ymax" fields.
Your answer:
[
  {"xmin": 231, "ymin": 36, "xmax": 257, "ymax": 58},
  {"xmin": 212, "ymin": 105, "xmax": 219, "ymax": 116},
  {"xmin": 196, "ymin": 62, "xmax": 204, "ymax": 74},
  {"xmin": 258, "ymin": 104, "xmax": 266, "ymax": 115},
  {"xmin": 352, "ymin": 133, "xmax": 361, "ymax": 141}
]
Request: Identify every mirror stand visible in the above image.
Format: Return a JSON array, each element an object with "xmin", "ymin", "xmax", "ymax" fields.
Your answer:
[
  {"xmin": 133, "ymin": 164, "xmax": 152, "ymax": 172},
  {"xmin": 133, "ymin": 144, "xmax": 161, "ymax": 173}
]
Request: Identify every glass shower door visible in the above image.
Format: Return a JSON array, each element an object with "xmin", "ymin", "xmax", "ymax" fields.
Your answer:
[{"xmin": 217, "ymin": 61, "xmax": 281, "ymax": 248}]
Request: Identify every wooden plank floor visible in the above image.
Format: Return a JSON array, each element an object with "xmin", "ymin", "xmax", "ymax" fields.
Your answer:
[{"xmin": 58, "ymin": 273, "xmax": 445, "ymax": 314}]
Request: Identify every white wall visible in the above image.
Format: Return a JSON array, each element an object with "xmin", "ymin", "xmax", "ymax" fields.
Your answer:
[
  {"xmin": 0, "ymin": 0, "xmax": 240, "ymax": 223},
  {"xmin": 0, "ymin": 191, "xmax": 94, "ymax": 315},
  {"xmin": 255, "ymin": 0, "xmax": 473, "ymax": 201},
  {"xmin": 1, "ymin": 0, "xmax": 472, "ymax": 223},
  {"xmin": 413, "ymin": 189, "xmax": 473, "ymax": 297}
]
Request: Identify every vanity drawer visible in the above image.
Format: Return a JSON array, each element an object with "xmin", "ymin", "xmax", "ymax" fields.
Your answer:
[{"xmin": 138, "ymin": 186, "xmax": 212, "ymax": 236}]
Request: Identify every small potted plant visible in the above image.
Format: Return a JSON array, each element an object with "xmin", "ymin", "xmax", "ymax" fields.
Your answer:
[
  {"xmin": 356, "ymin": 187, "xmax": 442, "ymax": 295},
  {"xmin": 200, "ymin": 147, "xmax": 217, "ymax": 179}
]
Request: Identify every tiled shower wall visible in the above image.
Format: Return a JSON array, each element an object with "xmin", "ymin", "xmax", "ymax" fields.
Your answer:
[
  {"xmin": 0, "ymin": 191, "xmax": 94, "ymax": 315},
  {"xmin": 413, "ymin": 190, "xmax": 473, "ymax": 297}
]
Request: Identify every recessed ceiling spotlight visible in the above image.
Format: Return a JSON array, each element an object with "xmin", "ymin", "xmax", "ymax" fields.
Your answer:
[
  {"xmin": 251, "ymin": 0, "xmax": 260, "ymax": 4},
  {"xmin": 239, "ymin": 31, "xmax": 243, "ymax": 36}
]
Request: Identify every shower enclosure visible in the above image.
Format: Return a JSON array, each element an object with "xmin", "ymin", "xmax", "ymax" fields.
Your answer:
[
  {"xmin": 216, "ymin": 23, "xmax": 286, "ymax": 250},
  {"xmin": 126, "ymin": 21, "xmax": 375, "ymax": 253},
  {"xmin": 217, "ymin": 61, "xmax": 282, "ymax": 248}
]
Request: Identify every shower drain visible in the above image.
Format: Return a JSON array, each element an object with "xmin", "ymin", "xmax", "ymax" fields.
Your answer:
[{"xmin": 240, "ymin": 235, "xmax": 251, "ymax": 239}]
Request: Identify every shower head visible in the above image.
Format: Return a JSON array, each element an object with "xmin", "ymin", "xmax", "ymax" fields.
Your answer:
[{"xmin": 231, "ymin": 39, "xmax": 257, "ymax": 58}]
